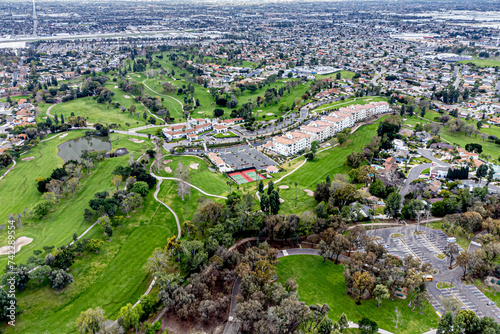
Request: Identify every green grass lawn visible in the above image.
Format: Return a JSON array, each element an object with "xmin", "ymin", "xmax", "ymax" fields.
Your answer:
[
  {"xmin": 0, "ymin": 131, "xmax": 152, "ymax": 268},
  {"xmin": 316, "ymin": 70, "xmax": 356, "ymax": 80},
  {"xmin": 270, "ymin": 120, "xmax": 382, "ymax": 215},
  {"xmin": 277, "ymin": 255, "xmax": 439, "ymax": 334},
  {"xmin": 404, "ymin": 113, "xmax": 500, "ymax": 158},
  {"xmin": 135, "ymin": 127, "xmax": 163, "ymax": 136},
  {"xmin": 158, "ymin": 155, "xmax": 229, "ymax": 195},
  {"xmin": 9, "ymin": 191, "xmax": 175, "ymax": 334},
  {"xmin": 214, "ymin": 131, "xmax": 238, "ymax": 138},
  {"xmin": 458, "ymin": 59, "xmax": 500, "ymax": 67},
  {"xmin": 0, "ymin": 131, "xmax": 180, "ymax": 333},
  {"xmin": 48, "ymin": 96, "xmax": 148, "ymax": 129},
  {"xmin": 428, "ymin": 222, "xmax": 470, "ymax": 251},
  {"xmin": 474, "ymin": 279, "xmax": 500, "ymax": 307}
]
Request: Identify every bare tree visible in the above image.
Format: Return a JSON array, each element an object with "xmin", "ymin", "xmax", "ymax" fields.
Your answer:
[
  {"xmin": 392, "ymin": 306, "xmax": 403, "ymax": 329},
  {"xmin": 153, "ymin": 139, "xmax": 165, "ymax": 174},
  {"xmin": 175, "ymin": 162, "xmax": 191, "ymax": 201}
]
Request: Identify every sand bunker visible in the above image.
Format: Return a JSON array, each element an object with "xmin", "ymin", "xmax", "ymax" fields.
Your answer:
[
  {"xmin": 22, "ymin": 156, "xmax": 35, "ymax": 161},
  {"xmin": 114, "ymin": 85, "xmax": 118, "ymax": 88},
  {"xmin": 60, "ymin": 133, "xmax": 68, "ymax": 138},
  {"xmin": 266, "ymin": 113, "xmax": 274, "ymax": 116},
  {"xmin": 304, "ymin": 189, "xmax": 314, "ymax": 196},
  {"xmin": 164, "ymin": 167, "xmax": 172, "ymax": 173},
  {"xmin": 198, "ymin": 111, "xmax": 204, "ymax": 114},
  {"xmin": 124, "ymin": 95, "xmax": 130, "ymax": 99},
  {"xmin": 279, "ymin": 185, "xmax": 289, "ymax": 189},
  {"xmin": 279, "ymin": 198, "xmax": 285, "ymax": 203},
  {"xmin": 163, "ymin": 159, "xmax": 172, "ymax": 165},
  {"xmin": 0, "ymin": 236, "xmax": 33, "ymax": 255},
  {"xmin": 190, "ymin": 163, "xmax": 199, "ymax": 170},
  {"xmin": 129, "ymin": 138, "xmax": 144, "ymax": 143}
]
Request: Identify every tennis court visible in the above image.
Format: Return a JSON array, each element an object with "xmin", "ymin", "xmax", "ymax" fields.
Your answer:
[
  {"xmin": 229, "ymin": 172, "xmax": 249, "ymax": 184},
  {"xmin": 228, "ymin": 168, "xmax": 265, "ymax": 185},
  {"xmin": 244, "ymin": 170, "xmax": 264, "ymax": 182}
]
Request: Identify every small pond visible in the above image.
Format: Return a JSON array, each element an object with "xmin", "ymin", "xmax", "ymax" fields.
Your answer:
[{"xmin": 57, "ymin": 136, "xmax": 111, "ymax": 162}]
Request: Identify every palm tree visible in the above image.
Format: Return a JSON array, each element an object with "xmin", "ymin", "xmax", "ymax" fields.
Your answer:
[{"xmin": 295, "ymin": 181, "xmax": 298, "ymax": 208}]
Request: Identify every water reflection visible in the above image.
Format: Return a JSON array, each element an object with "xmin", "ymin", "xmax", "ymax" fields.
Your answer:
[{"xmin": 57, "ymin": 136, "xmax": 111, "ymax": 162}]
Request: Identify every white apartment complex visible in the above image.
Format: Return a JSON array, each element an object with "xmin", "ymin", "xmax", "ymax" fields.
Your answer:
[{"xmin": 265, "ymin": 101, "xmax": 390, "ymax": 156}]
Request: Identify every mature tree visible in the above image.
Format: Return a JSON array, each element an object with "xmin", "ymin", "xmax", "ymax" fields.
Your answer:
[
  {"xmin": 346, "ymin": 152, "xmax": 365, "ymax": 169},
  {"xmin": 311, "ymin": 141, "xmax": 320, "ymax": 157},
  {"xmin": 49, "ymin": 269, "xmax": 74, "ymax": 289},
  {"xmin": 175, "ymin": 162, "xmax": 191, "ymax": 201},
  {"xmin": 352, "ymin": 271, "xmax": 375, "ymax": 304},
  {"xmin": 477, "ymin": 163, "xmax": 488, "ymax": 184},
  {"xmin": 76, "ymin": 307, "xmax": 107, "ymax": 334},
  {"xmin": 145, "ymin": 248, "xmax": 170, "ymax": 275},
  {"xmin": 267, "ymin": 180, "xmax": 275, "ymax": 195},
  {"xmin": 131, "ymin": 181, "xmax": 149, "ymax": 197},
  {"xmin": 33, "ymin": 200, "xmax": 52, "ymax": 219},
  {"xmin": 118, "ymin": 303, "xmax": 143, "ymax": 331},
  {"xmin": 295, "ymin": 181, "xmax": 299, "ymax": 208},
  {"xmin": 358, "ymin": 317, "xmax": 378, "ymax": 334},
  {"xmin": 111, "ymin": 175, "xmax": 122, "ymax": 191},
  {"xmin": 373, "ymin": 284, "xmax": 390, "ymax": 307},
  {"xmin": 258, "ymin": 180, "xmax": 264, "ymax": 194},
  {"xmin": 182, "ymin": 240, "xmax": 208, "ymax": 271},
  {"xmin": 0, "ymin": 153, "xmax": 13, "ymax": 168},
  {"xmin": 0, "ymin": 289, "xmax": 17, "ymax": 321},
  {"xmin": 385, "ymin": 192, "xmax": 401, "ymax": 220},
  {"xmin": 444, "ymin": 243, "xmax": 460, "ymax": 268},
  {"xmin": 456, "ymin": 251, "xmax": 472, "ymax": 279},
  {"xmin": 331, "ymin": 234, "xmax": 349, "ymax": 264},
  {"xmin": 1, "ymin": 266, "xmax": 30, "ymax": 291},
  {"xmin": 28, "ymin": 264, "xmax": 51, "ymax": 281},
  {"xmin": 318, "ymin": 240, "xmax": 333, "ymax": 262},
  {"xmin": 460, "ymin": 211, "xmax": 483, "ymax": 239},
  {"xmin": 437, "ymin": 312, "xmax": 454, "ymax": 334},
  {"xmin": 269, "ymin": 190, "xmax": 281, "ymax": 215},
  {"xmin": 47, "ymin": 179, "xmax": 64, "ymax": 197}
]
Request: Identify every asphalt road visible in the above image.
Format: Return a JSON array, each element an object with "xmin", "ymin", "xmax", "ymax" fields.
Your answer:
[{"xmin": 400, "ymin": 162, "xmax": 432, "ymax": 198}]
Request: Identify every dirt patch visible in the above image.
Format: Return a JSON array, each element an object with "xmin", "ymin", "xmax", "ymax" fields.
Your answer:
[
  {"xmin": 190, "ymin": 163, "xmax": 199, "ymax": 170},
  {"xmin": 304, "ymin": 189, "xmax": 314, "ymax": 196},
  {"xmin": 22, "ymin": 156, "xmax": 35, "ymax": 161},
  {"xmin": 163, "ymin": 159, "xmax": 172, "ymax": 165},
  {"xmin": 164, "ymin": 167, "xmax": 172, "ymax": 173},
  {"xmin": 0, "ymin": 236, "xmax": 33, "ymax": 255},
  {"xmin": 279, "ymin": 185, "xmax": 289, "ymax": 189},
  {"xmin": 123, "ymin": 95, "xmax": 130, "ymax": 99}
]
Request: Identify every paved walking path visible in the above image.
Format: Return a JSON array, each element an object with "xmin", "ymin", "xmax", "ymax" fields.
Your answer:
[
  {"xmin": 142, "ymin": 78, "xmax": 183, "ymax": 109},
  {"xmin": 0, "ymin": 159, "xmax": 16, "ymax": 181},
  {"xmin": 151, "ymin": 175, "xmax": 228, "ymax": 200}
]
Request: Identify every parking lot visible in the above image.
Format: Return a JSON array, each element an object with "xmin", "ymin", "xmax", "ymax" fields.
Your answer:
[
  {"xmin": 219, "ymin": 147, "xmax": 277, "ymax": 171},
  {"xmin": 366, "ymin": 225, "xmax": 498, "ymax": 320}
]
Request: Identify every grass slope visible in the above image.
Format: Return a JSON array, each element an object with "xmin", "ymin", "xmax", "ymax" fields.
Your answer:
[
  {"xmin": 270, "ymin": 121, "xmax": 381, "ymax": 214},
  {"xmin": 277, "ymin": 255, "xmax": 439, "ymax": 334}
]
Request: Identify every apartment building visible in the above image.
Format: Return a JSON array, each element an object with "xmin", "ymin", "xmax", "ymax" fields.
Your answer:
[{"xmin": 266, "ymin": 102, "xmax": 390, "ymax": 157}]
